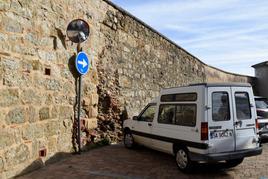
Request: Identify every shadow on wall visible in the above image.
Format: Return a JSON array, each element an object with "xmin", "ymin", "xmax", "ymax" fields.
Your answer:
[{"xmin": 68, "ymin": 53, "xmax": 80, "ymax": 153}]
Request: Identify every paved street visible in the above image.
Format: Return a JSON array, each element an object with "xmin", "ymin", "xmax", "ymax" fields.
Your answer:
[{"xmin": 18, "ymin": 144, "xmax": 268, "ymax": 179}]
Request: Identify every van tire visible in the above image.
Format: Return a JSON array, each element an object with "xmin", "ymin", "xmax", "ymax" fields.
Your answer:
[
  {"xmin": 123, "ymin": 130, "xmax": 135, "ymax": 149},
  {"xmin": 225, "ymin": 158, "xmax": 244, "ymax": 168},
  {"xmin": 175, "ymin": 147, "xmax": 193, "ymax": 173}
]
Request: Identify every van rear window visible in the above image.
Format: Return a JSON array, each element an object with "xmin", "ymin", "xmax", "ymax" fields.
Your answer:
[
  {"xmin": 160, "ymin": 93, "xmax": 197, "ymax": 102},
  {"xmin": 235, "ymin": 92, "xmax": 251, "ymax": 120},
  {"xmin": 212, "ymin": 92, "xmax": 230, "ymax": 121}
]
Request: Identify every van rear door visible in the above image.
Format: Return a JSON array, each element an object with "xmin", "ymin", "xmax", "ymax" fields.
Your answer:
[
  {"xmin": 207, "ymin": 87, "xmax": 235, "ymax": 153},
  {"xmin": 231, "ymin": 87, "xmax": 258, "ymax": 150}
]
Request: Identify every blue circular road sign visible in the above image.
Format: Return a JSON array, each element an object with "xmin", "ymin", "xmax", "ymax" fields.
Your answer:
[{"xmin": 75, "ymin": 51, "xmax": 90, "ymax": 75}]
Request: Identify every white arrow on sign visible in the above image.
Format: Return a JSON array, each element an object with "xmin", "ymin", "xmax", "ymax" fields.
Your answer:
[{"xmin": 78, "ymin": 59, "xmax": 88, "ymax": 68}]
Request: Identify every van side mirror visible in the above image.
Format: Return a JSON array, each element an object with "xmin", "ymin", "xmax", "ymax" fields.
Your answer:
[{"xmin": 133, "ymin": 116, "xmax": 138, "ymax": 120}]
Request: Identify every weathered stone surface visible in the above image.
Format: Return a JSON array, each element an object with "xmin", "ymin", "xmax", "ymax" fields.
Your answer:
[
  {"xmin": 5, "ymin": 107, "xmax": 25, "ymax": 124},
  {"xmin": 34, "ymin": 123, "xmax": 45, "ymax": 139},
  {"xmin": 3, "ymin": 72, "xmax": 32, "ymax": 87},
  {"xmin": 87, "ymin": 106, "xmax": 98, "ymax": 118},
  {"xmin": 48, "ymin": 136, "xmax": 57, "ymax": 153},
  {"xmin": 21, "ymin": 89, "xmax": 40, "ymax": 105},
  {"xmin": 0, "ymin": 88, "xmax": 19, "ymax": 107},
  {"xmin": 44, "ymin": 121, "xmax": 58, "ymax": 136},
  {"xmin": 43, "ymin": 79, "xmax": 62, "ymax": 91},
  {"xmin": 5, "ymin": 144, "xmax": 30, "ymax": 167},
  {"xmin": 1, "ymin": 17, "xmax": 22, "ymax": 33},
  {"xmin": 22, "ymin": 124, "xmax": 35, "ymax": 141},
  {"xmin": 51, "ymin": 106, "xmax": 58, "ymax": 119},
  {"xmin": 39, "ymin": 107, "xmax": 50, "ymax": 120},
  {"xmin": 0, "ymin": 130, "xmax": 14, "ymax": 149},
  {"xmin": 0, "ymin": 156, "xmax": 4, "ymax": 172},
  {"xmin": 59, "ymin": 106, "xmax": 73, "ymax": 119},
  {"xmin": 84, "ymin": 118, "xmax": 97, "ymax": 130},
  {"xmin": 31, "ymin": 60, "xmax": 42, "ymax": 71},
  {"xmin": 27, "ymin": 106, "xmax": 38, "ymax": 123}
]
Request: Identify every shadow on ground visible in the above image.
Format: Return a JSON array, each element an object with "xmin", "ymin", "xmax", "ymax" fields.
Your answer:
[
  {"xmin": 14, "ymin": 152, "xmax": 72, "ymax": 178},
  {"xmin": 15, "ymin": 144, "xmax": 245, "ymax": 179}
]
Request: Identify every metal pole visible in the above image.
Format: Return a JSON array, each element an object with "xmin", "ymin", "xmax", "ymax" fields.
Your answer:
[
  {"xmin": 77, "ymin": 43, "xmax": 82, "ymax": 154},
  {"xmin": 77, "ymin": 75, "xmax": 82, "ymax": 153}
]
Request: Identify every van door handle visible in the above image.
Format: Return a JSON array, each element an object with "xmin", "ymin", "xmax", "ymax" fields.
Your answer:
[
  {"xmin": 234, "ymin": 121, "xmax": 242, "ymax": 127},
  {"xmin": 148, "ymin": 123, "xmax": 152, "ymax": 127}
]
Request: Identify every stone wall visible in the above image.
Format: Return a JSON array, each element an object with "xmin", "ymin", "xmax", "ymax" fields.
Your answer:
[
  {"xmin": 0, "ymin": 0, "xmax": 253, "ymax": 178},
  {"xmin": 98, "ymin": 1, "xmax": 252, "ymax": 119}
]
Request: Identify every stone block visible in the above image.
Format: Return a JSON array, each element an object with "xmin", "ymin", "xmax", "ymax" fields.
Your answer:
[
  {"xmin": 87, "ymin": 106, "xmax": 98, "ymax": 118},
  {"xmin": 83, "ymin": 98, "xmax": 91, "ymax": 106},
  {"xmin": 0, "ymin": 88, "xmax": 19, "ymax": 107},
  {"xmin": 21, "ymin": 89, "xmax": 40, "ymax": 105},
  {"xmin": 5, "ymin": 107, "xmax": 25, "ymax": 124},
  {"xmin": 5, "ymin": 144, "xmax": 30, "ymax": 167},
  {"xmin": 27, "ymin": 106, "xmax": 38, "ymax": 123},
  {"xmin": 0, "ymin": 130, "xmax": 14, "ymax": 149},
  {"xmin": 43, "ymin": 79, "xmax": 62, "ymax": 91},
  {"xmin": 44, "ymin": 121, "xmax": 58, "ymax": 136},
  {"xmin": 57, "ymin": 133, "xmax": 72, "ymax": 152},
  {"xmin": 22, "ymin": 124, "xmax": 35, "ymax": 141},
  {"xmin": 13, "ymin": 127, "xmax": 22, "ymax": 144},
  {"xmin": 34, "ymin": 123, "xmax": 45, "ymax": 139},
  {"xmin": 31, "ymin": 60, "xmax": 42, "ymax": 71},
  {"xmin": 48, "ymin": 136, "xmax": 57, "ymax": 153},
  {"xmin": 1, "ymin": 58, "xmax": 20, "ymax": 70},
  {"xmin": 3, "ymin": 72, "xmax": 32, "ymax": 87},
  {"xmin": 84, "ymin": 117, "xmax": 97, "ymax": 130},
  {"xmin": 39, "ymin": 107, "xmax": 50, "ymax": 120},
  {"xmin": 51, "ymin": 106, "xmax": 58, "ymax": 119},
  {"xmin": 59, "ymin": 106, "xmax": 73, "ymax": 119},
  {"xmin": 90, "ymin": 93, "xmax": 99, "ymax": 105},
  {"xmin": 119, "ymin": 76, "xmax": 131, "ymax": 88},
  {"xmin": 44, "ymin": 94, "xmax": 54, "ymax": 105},
  {"xmin": 2, "ymin": 17, "xmax": 22, "ymax": 33},
  {"xmin": 38, "ymin": 50, "xmax": 56, "ymax": 62}
]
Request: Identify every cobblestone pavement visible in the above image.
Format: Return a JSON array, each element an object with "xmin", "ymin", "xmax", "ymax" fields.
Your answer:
[{"xmin": 17, "ymin": 144, "xmax": 268, "ymax": 179}]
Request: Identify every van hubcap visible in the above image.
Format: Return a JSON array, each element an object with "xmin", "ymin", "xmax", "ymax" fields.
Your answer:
[
  {"xmin": 176, "ymin": 149, "xmax": 188, "ymax": 169},
  {"xmin": 124, "ymin": 133, "xmax": 133, "ymax": 147}
]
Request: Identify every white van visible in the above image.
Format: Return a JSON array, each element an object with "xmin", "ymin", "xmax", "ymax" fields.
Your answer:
[{"xmin": 123, "ymin": 83, "xmax": 262, "ymax": 172}]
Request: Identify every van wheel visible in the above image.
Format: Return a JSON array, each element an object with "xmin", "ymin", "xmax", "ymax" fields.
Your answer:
[
  {"xmin": 175, "ymin": 147, "xmax": 193, "ymax": 172},
  {"xmin": 225, "ymin": 158, "xmax": 244, "ymax": 168},
  {"xmin": 124, "ymin": 131, "xmax": 135, "ymax": 149}
]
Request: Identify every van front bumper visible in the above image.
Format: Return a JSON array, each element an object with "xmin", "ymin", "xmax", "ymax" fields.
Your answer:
[{"xmin": 190, "ymin": 147, "xmax": 262, "ymax": 162}]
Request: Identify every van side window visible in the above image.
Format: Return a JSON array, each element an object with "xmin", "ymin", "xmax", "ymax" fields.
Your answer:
[
  {"xmin": 140, "ymin": 105, "xmax": 156, "ymax": 122},
  {"xmin": 212, "ymin": 92, "xmax": 230, "ymax": 121},
  {"xmin": 235, "ymin": 92, "xmax": 251, "ymax": 120},
  {"xmin": 161, "ymin": 93, "xmax": 197, "ymax": 102},
  {"xmin": 158, "ymin": 105, "xmax": 175, "ymax": 124},
  {"xmin": 176, "ymin": 105, "xmax": 196, "ymax": 126},
  {"xmin": 158, "ymin": 104, "xmax": 196, "ymax": 126}
]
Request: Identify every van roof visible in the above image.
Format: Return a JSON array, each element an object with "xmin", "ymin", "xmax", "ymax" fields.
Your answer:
[
  {"xmin": 162, "ymin": 83, "xmax": 251, "ymax": 90},
  {"xmin": 189, "ymin": 82, "xmax": 251, "ymax": 87}
]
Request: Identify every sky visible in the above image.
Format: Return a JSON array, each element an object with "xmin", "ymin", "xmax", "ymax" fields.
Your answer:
[{"xmin": 111, "ymin": 0, "xmax": 268, "ymax": 76}]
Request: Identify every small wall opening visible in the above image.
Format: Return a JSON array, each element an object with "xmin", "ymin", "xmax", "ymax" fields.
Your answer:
[
  {"xmin": 39, "ymin": 148, "xmax": 47, "ymax": 157},
  {"xmin": 45, "ymin": 68, "xmax": 51, "ymax": 76}
]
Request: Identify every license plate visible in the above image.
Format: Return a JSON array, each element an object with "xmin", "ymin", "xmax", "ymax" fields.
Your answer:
[{"xmin": 210, "ymin": 130, "xmax": 233, "ymax": 139}]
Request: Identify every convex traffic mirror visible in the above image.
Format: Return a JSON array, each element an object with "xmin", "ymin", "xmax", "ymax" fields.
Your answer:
[{"xmin": 66, "ymin": 19, "xmax": 90, "ymax": 43}]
